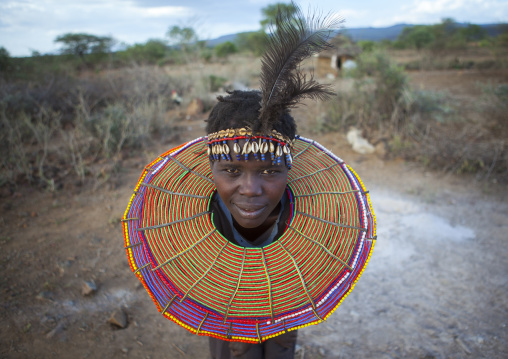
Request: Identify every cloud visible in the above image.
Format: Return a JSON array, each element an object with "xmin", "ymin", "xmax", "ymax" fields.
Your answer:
[
  {"xmin": 0, "ymin": 0, "xmax": 194, "ymax": 56},
  {"xmin": 137, "ymin": 7, "xmax": 189, "ymax": 18},
  {"xmin": 412, "ymin": 0, "xmax": 466, "ymax": 13},
  {"xmin": 2, "ymin": 0, "xmax": 507, "ymax": 56},
  {"xmin": 337, "ymin": 8, "xmax": 368, "ymax": 26},
  {"xmin": 376, "ymin": 0, "xmax": 508, "ymax": 26}
]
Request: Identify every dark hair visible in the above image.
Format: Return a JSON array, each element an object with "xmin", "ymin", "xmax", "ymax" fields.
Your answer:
[{"xmin": 205, "ymin": 90, "xmax": 297, "ymax": 140}]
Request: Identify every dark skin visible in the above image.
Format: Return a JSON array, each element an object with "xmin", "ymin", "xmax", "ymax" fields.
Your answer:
[{"xmin": 210, "ymin": 140, "xmax": 289, "ymax": 242}]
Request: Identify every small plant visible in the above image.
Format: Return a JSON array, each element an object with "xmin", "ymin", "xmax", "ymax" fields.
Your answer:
[
  {"xmin": 325, "ymin": 50, "xmax": 409, "ymax": 133},
  {"xmin": 208, "ymin": 75, "xmax": 228, "ymax": 92}
]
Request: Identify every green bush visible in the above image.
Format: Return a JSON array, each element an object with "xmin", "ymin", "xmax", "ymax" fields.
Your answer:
[
  {"xmin": 215, "ymin": 41, "xmax": 237, "ymax": 59},
  {"xmin": 119, "ymin": 39, "xmax": 168, "ymax": 64},
  {"xmin": 208, "ymin": 75, "xmax": 228, "ymax": 92},
  {"xmin": 325, "ymin": 50, "xmax": 407, "ymax": 132},
  {"xmin": 352, "ymin": 50, "xmax": 408, "ymax": 120},
  {"xmin": 236, "ymin": 31, "xmax": 267, "ymax": 56},
  {"xmin": 357, "ymin": 40, "xmax": 376, "ymax": 52},
  {"xmin": 0, "ymin": 47, "xmax": 13, "ymax": 74}
]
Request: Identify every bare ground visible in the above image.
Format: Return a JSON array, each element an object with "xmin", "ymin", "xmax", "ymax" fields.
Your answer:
[{"xmin": 1, "ymin": 70, "xmax": 507, "ymax": 359}]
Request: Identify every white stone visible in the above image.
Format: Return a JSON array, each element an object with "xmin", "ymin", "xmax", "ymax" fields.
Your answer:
[{"xmin": 346, "ymin": 128, "xmax": 375, "ymax": 154}]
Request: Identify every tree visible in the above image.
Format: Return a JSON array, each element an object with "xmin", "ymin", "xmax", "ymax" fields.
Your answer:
[
  {"xmin": 0, "ymin": 47, "xmax": 12, "ymax": 73},
  {"xmin": 236, "ymin": 31, "xmax": 268, "ymax": 56},
  {"xmin": 460, "ymin": 24, "xmax": 487, "ymax": 42},
  {"xmin": 431, "ymin": 18, "xmax": 461, "ymax": 51},
  {"xmin": 494, "ymin": 23, "xmax": 508, "ymax": 48},
  {"xmin": 215, "ymin": 41, "xmax": 237, "ymax": 59},
  {"xmin": 54, "ymin": 33, "xmax": 114, "ymax": 62},
  {"xmin": 166, "ymin": 25, "xmax": 200, "ymax": 63},
  {"xmin": 358, "ymin": 40, "xmax": 376, "ymax": 52},
  {"xmin": 403, "ymin": 26, "xmax": 435, "ymax": 50},
  {"xmin": 260, "ymin": 2, "xmax": 297, "ymax": 30},
  {"xmin": 167, "ymin": 26, "xmax": 197, "ymax": 47},
  {"xmin": 122, "ymin": 39, "xmax": 168, "ymax": 64}
]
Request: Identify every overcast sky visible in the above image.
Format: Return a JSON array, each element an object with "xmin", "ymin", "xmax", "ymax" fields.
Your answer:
[{"xmin": 1, "ymin": 0, "xmax": 507, "ymax": 57}]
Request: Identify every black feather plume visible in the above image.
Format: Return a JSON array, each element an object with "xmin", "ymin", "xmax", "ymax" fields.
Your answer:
[{"xmin": 258, "ymin": 2, "xmax": 343, "ymax": 134}]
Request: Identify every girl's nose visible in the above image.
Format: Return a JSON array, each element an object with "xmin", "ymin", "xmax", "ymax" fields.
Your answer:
[{"xmin": 238, "ymin": 174, "xmax": 262, "ymax": 197}]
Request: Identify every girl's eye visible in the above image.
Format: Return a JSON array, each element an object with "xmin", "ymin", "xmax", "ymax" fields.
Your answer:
[
  {"xmin": 262, "ymin": 169, "xmax": 278, "ymax": 175},
  {"xmin": 224, "ymin": 168, "xmax": 239, "ymax": 174}
]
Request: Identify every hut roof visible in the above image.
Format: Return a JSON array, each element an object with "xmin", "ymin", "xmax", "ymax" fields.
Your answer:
[{"xmin": 318, "ymin": 35, "xmax": 362, "ymax": 57}]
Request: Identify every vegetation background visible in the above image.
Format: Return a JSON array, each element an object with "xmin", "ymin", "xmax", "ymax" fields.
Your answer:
[{"xmin": 1, "ymin": 4, "xmax": 507, "ymax": 191}]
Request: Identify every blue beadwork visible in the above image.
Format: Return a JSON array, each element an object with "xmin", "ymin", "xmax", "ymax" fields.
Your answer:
[
  {"xmin": 261, "ymin": 139, "xmax": 267, "ymax": 161},
  {"xmin": 269, "ymin": 137, "xmax": 275, "ymax": 161},
  {"xmin": 234, "ymin": 139, "xmax": 241, "ymax": 161},
  {"xmin": 285, "ymin": 154, "xmax": 291, "ymax": 169},
  {"xmin": 222, "ymin": 140, "xmax": 230, "ymax": 161},
  {"xmin": 244, "ymin": 141, "xmax": 249, "ymax": 161}
]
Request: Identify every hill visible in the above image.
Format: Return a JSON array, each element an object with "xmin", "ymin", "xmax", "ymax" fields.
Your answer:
[{"xmin": 206, "ymin": 23, "xmax": 505, "ymax": 46}]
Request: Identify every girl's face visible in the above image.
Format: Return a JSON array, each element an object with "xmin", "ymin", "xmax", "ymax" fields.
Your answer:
[{"xmin": 210, "ymin": 141, "xmax": 288, "ymax": 230}]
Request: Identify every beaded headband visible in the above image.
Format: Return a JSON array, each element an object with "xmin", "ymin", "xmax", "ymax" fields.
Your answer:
[{"xmin": 207, "ymin": 127, "xmax": 294, "ymax": 168}]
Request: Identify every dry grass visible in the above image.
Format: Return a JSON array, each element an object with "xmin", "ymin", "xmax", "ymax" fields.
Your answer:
[
  {"xmin": 322, "ymin": 49, "xmax": 508, "ymax": 182},
  {"xmin": 2, "ymin": 50, "xmax": 506, "ymax": 189},
  {"xmin": 0, "ymin": 66, "xmax": 176, "ymax": 189},
  {"xmin": 389, "ymin": 46, "xmax": 508, "ymax": 70},
  {"xmin": 0, "ymin": 54, "xmax": 262, "ymax": 191}
]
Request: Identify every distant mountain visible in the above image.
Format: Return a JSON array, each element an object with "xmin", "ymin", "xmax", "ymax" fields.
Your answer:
[
  {"xmin": 341, "ymin": 23, "xmax": 503, "ymax": 42},
  {"xmin": 341, "ymin": 24, "xmax": 413, "ymax": 42},
  {"xmin": 206, "ymin": 23, "xmax": 504, "ymax": 46},
  {"xmin": 205, "ymin": 33, "xmax": 239, "ymax": 47}
]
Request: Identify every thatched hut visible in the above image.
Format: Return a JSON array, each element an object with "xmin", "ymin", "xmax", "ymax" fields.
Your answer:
[{"xmin": 314, "ymin": 35, "xmax": 361, "ymax": 78}]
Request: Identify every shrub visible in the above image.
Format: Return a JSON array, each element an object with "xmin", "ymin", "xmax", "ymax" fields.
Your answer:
[
  {"xmin": 119, "ymin": 39, "xmax": 168, "ymax": 65},
  {"xmin": 208, "ymin": 75, "xmax": 228, "ymax": 92},
  {"xmin": 0, "ymin": 47, "xmax": 13, "ymax": 74},
  {"xmin": 215, "ymin": 41, "xmax": 237, "ymax": 59},
  {"xmin": 323, "ymin": 50, "xmax": 507, "ymax": 182},
  {"xmin": 236, "ymin": 31, "xmax": 267, "ymax": 56},
  {"xmin": 0, "ymin": 66, "xmax": 180, "ymax": 189}
]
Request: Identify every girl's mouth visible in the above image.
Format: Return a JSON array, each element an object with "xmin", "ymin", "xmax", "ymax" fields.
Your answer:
[{"xmin": 233, "ymin": 204, "xmax": 266, "ymax": 219}]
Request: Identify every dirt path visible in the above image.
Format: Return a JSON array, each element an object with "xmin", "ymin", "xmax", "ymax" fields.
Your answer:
[
  {"xmin": 1, "ymin": 119, "xmax": 507, "ymax": 358},
  {"xmin": 302, "ymin": 133, "xmax": 508, "ymax": 358}
]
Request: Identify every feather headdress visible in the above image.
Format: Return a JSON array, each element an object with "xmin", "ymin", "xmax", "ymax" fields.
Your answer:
[{"xmin": 258, "ymin": 1, "xmax": 343, "ymax": 134}]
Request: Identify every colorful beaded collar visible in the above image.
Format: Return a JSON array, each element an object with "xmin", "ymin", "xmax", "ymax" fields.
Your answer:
[
  {"xmin": 207, "ymin": 128, "xmax": 293, "ymax": 168},
  {"xmin": 122, "ymin": 137, "xmax": 377, "ymax": 344}
]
